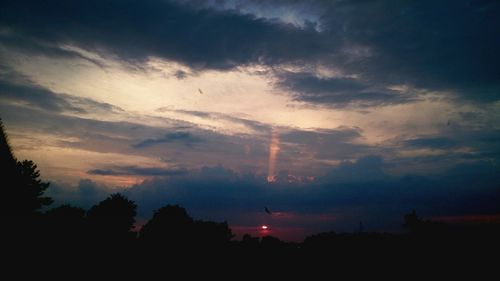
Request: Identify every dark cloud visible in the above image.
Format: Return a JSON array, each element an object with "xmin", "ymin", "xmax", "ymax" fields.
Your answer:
[
  {"xmin": 0, "ymin": 78, "xmax": 83, "ymax": 113},
  {"xmin": 156, "ymin": 108, "xmax": 212, "ymax": 118},
  {"xmin": 278, "ymin": 126, "xmax": 373, "ymax": 161},
  {"xmin": 87, "ymin": 169, "xmax": 123, "ymax": 176},
  {"xmin": 88, "ymin": 166, "xmax": 188, "ymax": 176},
  {"xmin": 47, "ymin": 179, "xmax": 112, "ymax": 210},
  {"xmin": 62, "ymin": 94, "xmax": 124, "ymax": 113},
  {"xmin": 404, "ymin": 137, "xmax": 459, "ymax": 149},
  {"xmin": 45, "ymin": 154, "xmax": 500, "ymax": 236},
  {"xmin": 0, "ymin": 70, "xmax": 123, "ymax": 114},
  {"xmin": 156, "ymin": 107, "xmax": 272, "ymax": 133},
  {"xmin": 320, "ymin": 155, "xmax": 389, "ymax": 183},
  {"xmin": 317, "ymin": 0, "xmax": 500, "ymax": 102},
  {"xmin": 395, "ymin": 124, "xmax": 500, "ymax": 163},
  {"xmin": 0, "ymin": 31, "xmax": 101, "ymax": 64},
  {"xmin": 0, "ymin": 93, "xmax": 267, "ymax": 171},
  {"xmin": 176, "ymin": 0, "xmax": 500, "ymax": 103},
  {"xmin": 1, "ymin": 0, "xmax": 497, "ymax": 104},
  {"xmin": 0, "ymin": 0, "xmax": 328, "ymax": 70},
  {"xmin": 0, "ymin": 98, "xmax": 197, "ymax": 159},
  {"xmin": 277, "ymin": 71, "xmax": 416, "ymax": 107},
  {"xmin": 117, "ymin": 159, "xmax": 500, "ymax": 233},
  {"xmin": 132, "ymin": 131, "xmax": 202, "ymax": 148},
  {"xmin": 174, "ymin": 70, "xmax": 187, "ymax": 79}
]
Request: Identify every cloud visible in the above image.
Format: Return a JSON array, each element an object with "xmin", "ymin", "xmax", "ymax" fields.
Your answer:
[
  {"xmin": 118, "ymin": 158, "xmax": 500, "ymax": 233},
  {"xmin": 0, "ymin": 0, "xmax": 329, "ymax": 70},
  {"xmin": 1, "ymin": 0, "xmax": 497, "ymax": 105},
  {"xmin": 174, "ymin": 70, "xmax": 187, "ymax": 79},
  {"xmin": 404, "ymin": 137, "xmax": 459, "ymax": 149},
  {"xmin": 0, "ymin": 30, "xmax": 97, "ymax": 62},
  {"xmin": 277, "ymin": 71, "xmax": 416, "ymax": 107},
  {"xmin": 47, "ymin": 179, "xmax": 112, "ymax": 210},
  {"xmin": 132, "ymin": 131, "xmax": 202, "ymax": 148},
  {"xmin": 0, "ymin": 69, "xmax": 123, "ymax": 114},
  {"xmin": 320, "ymin": 155, "xmax": 389, "ymax": 183},
  {"xmin": 278, "ymin": 126, "xmax": 373, "ymax": 161},
  {"xmin": 0, "ymin": 77, "xmax": 83, "ymax": 113},
  {"xmin": 316, "ymin": 0, "xmax": 500, "ymax": 102},
  {"xmin": 166, "ymin": 1, "xmax": 500, "ymax": 103},
  {"xmin": 44, "ymin": 153, "xmax": 500, "ymax": 237},
  {"xmin": 281, "ymin": 126, "xmax": 361, "ymax": 143},
  {"xmin": 156, "ymin": 107, "xmax": 272, "ymax": 133},
  {"xmin": 88, "ymin": 166, "xmax": 188, "ymax": 176}
]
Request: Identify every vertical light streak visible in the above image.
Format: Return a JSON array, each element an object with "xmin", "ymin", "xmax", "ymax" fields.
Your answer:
[{"xmin": 267, "ymin": 131, "xmax": 280, "ymax": 182}]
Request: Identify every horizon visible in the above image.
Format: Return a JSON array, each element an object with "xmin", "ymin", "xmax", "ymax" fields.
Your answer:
[{"xmin": 1, "ymin": 0, "xmax": 499, "ymax": 241}]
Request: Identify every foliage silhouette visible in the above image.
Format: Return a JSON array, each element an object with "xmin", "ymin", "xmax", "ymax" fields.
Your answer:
[
  {"xmin": 46, "ymin": 204, "xmax": 86, "ymax": 225},
  {"xmin": 45, "ymin": 204, "xmax": 86, "ymax": 243},
  {"xmin": 0, "ymin": 119, "xmax": 52, "ymax": 217},
  {"xmin": 404, "ymin": 210, "xmax": 448, "ymax": 235},
  {"xmin": 139, "ymin": 204, "xmax": 194, "ymax": 248},
  {"xmin": 87, "ymin": 193, "xmax": 137, "ymax": 241},
  {"xmin": 241, "ymin": 233, "xmax": 260, "ymax": 247},
  {"xmin": 0, "ymin": 119, "xmax": 16, "ymax": 169},
  {"xmin": 193, "ymin": 220, "xmax": 234, "ymax": 247},
  {"xmin": 15, "ymin": 160, "xmax": 53, "ymax": 214},
  {"xmin": 404, "ymin": 209, "xmax": 421, "ymax": 231}
]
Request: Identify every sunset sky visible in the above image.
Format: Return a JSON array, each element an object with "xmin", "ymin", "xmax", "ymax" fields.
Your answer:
[{"xmin": 1, "ymin": 0, "xmax": 499, "ymax": 240}]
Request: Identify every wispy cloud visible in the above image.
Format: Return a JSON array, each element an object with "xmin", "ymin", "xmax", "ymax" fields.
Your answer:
[
  {"xmin": 88, "ymin": 166, "xmax": 188, "ymax": 176},
  {"xmin": 132, "ymin": 131, "xmax": 202, "ymax": 148}
]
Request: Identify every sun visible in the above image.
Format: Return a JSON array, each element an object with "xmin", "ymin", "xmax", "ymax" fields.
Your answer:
[{"xmin": 261, "ymin": 225, "xmax": 269, "ymax": 230}]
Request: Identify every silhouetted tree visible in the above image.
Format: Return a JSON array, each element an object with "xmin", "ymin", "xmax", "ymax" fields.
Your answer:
[
  {"xmin": 194, "ymin": 220, "xmax": 234, "ymax": 247},
  {"xmin": 404, "ymin": 210, "xmax": 421, "ymax": 231},
  {"xmin": 0, "ymin": 119, "xmax": 16, "ymax": 169},
  {"xmin": 45, "ymin": 204, "xmax": 86, "ymax": 242},
  {"xmin": 241, "ymin": 233, "xmax": 260, "ymax": 248},
  {"xmin": 46, "ymin": 204, "xmax": 86, "ymax": 227},
  {"xmin": 403, "ymin": 210, "xmax": 449, "ymax": 237},
  {"xmin": 261, "ymin": 235, "xmax": 286, "ymax": 250},
  {"xmin": 0, "ymin": 119, "xmax": 52, "ymax": 217},
  {"xmin": 87, "ymin": 193, "xmax": 137, "ymax": 241},
  {"xmin": 140, "ymin": 205, "xmax": 194, "ymax": 247},
  {"xmin": 15, "ymin": 160, "xmax": 53, "ymax": 214}
]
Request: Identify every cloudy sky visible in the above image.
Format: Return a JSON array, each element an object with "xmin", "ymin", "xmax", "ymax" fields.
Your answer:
[{"xmin": 1, "ymin": 0, "xmax": 499, "ymax": 240}]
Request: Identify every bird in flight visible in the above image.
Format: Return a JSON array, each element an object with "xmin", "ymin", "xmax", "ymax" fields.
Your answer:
[{"xmin": 264, "ymin": 207, "xmax": 272, "ymax": 215}]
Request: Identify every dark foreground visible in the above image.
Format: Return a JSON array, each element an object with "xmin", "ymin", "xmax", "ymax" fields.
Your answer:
[{"xmin": 2, "ymin": 215, "xmax": 499, "ymax": 278}]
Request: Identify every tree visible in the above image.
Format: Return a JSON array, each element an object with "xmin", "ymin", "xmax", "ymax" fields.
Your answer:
[
  {"xmin": 194, "ymin": 220, "xmax": 234, "ymax": 247},
  {"xmin": 46, "ymin": 204, "xmax": 86, "ymax": 227},
  {"xmin": 45, "ymin": 204, "xmax": 86, "ymax": 241},
  {"xmin": 139, "ymin": 205, "xmax": 194, "ymax": 246},
  {"xmin": 0, "ymin": 119, "xmax": 16, "ymax": 171},
  {"xmin": 15, "ymin": 160, "xmax": 53, "ymax": 215},
  {"xmin": 403, "ymin": 210, "xmax": 422, "ymax": 232},
  {"xmin": 87, "ymin": 193, "xmax": 137, "ymax": 240},
  {"xmin": 0, "ymin": 119, "xmax": 52, "ymax": 217}
]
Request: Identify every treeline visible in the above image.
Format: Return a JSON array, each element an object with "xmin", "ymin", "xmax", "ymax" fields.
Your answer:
[
  {"xmin": 1, "ymin": 119, "xmax": 499, "ymax": 274},
  {"xmin": 1, "ymin": 119, "xmax": 234, "ymax": 251}
]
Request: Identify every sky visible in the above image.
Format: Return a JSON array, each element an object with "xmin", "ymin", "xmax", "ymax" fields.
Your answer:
[{"xmin": 1, "ymin": 0, "xmax": 499, "ymax": 241}]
